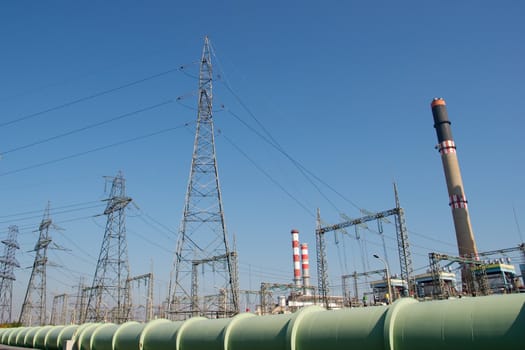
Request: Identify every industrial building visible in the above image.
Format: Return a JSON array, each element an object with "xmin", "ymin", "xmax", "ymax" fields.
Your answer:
[
  {"xmin": 415, "ymin": 270, "xmax": 457, "ymax": 298},
  {"xmin": 479, "ymin": 259, "xmax": 518, "ymax": 293},
  {"xmin": 370, "ymin": 277, "xmax": 408, "ymax": 304}
]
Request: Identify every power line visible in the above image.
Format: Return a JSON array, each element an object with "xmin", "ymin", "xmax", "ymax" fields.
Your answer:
[
  {"xmin": 213, "ymin": 43, "xmax": 355, "ymax": 213},
  {"xmin": 0, "ymin": 67, "xmax": 179, "ymax": 128},
  {"xmin": 213, "ymin": 43, "xmax": 362, "ymax": 213},
  {"xmin": 2, "ymin": 99, "xmax": 174, "ymax": 156},
  {"xmin": 129, "ymin": 204, "xmax": 177, "ymax": 239},
  {"xmin": 126, "ymin": 228, "xmax": 173, "ymax": 255},
  {"xmin": 0, "ymin": 121, "xmax": 193, "ymax": 177},
  {"xmin": 0, "ymin": 200, "xmax": 103, "ymax": 219},
  {"xmin": 220, "ymin": 131, "xmax": 315, "ymax": 218},
  {"xmin": 1, "ymin": 213, "xmax": 98, "ymax": 237},
  {"xmin": 0, "ymin": 204, "xmax": 104, "ymax": 225}
]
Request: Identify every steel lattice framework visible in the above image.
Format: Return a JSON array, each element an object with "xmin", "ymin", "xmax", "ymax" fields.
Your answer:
[
  {"xmin": 169, "ymin": 36, "xmax": 239, "ymax": 319},
  {"xmin": 19, "ymin": 203, "xmax": 53, "ymax": 326},
  {"xmin": 126, "ymin": 273, "xmax": 154, "ymax": 322},
  {"xmin": 0, "ymin": 225, "xmax": 20, "ymax": 323},
  {"xmin": 316, "ymin": 184, "xmax": 415, "ymax": 308},
  {"xmin": 84, "ymin": 172, "xmax": 132, "ymax": 323},
  {"xmin": 429, "ymin": 252, "xmax": 489, "ymax": 297},
  {"xmin": 341, "ymin": 269, "xmax": 386, "ymax": 306},
  {"xmin": 50, "ymin": 293, "xmax": 69, "ymax": 325}
]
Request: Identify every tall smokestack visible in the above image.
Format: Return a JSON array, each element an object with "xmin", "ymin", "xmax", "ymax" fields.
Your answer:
[
  {"xmin": 431, "ymin": 98, "xmax": 479, "ymax": 260},
  {"xmin": 301, "ymin": 243, "xmax": 311, "ymax": 295},
  {"xmin": 291, "ymin": 229, "xmax": 302, "ymax": 287}
]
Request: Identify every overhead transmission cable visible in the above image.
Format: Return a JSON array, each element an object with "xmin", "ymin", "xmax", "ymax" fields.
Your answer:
[
  {"xmin": 227, "ymin": 108, "xmax": 457, "ymax": 255},
  {"xmin": 212, "ymin": 46, "xmax": 395, "ymax": 272},
  {"xmin": 219, "ymin": 132, "xmax": 314, "ymax": 218},
  {"xmin": 0, "ymin": 203, "xmax": 104, "ymax": 225},
  {"xmin": 211, "ymin": 44, "xmax": 349, "ymax": 212},
  {"xmin": 213, "ymin": 46, "xmax": 395, "ymax": 275},
  {"xmin": 129, "ymin": 203, "xmax": 178, "ymax": 238},
  {"xmin": 126, "ymin": 228, "xmax": 174, "ymax": 255},
  {"xmin": 0, "ymin": 67, "xmax": 180, "ymax": 128},
  {"xmin": 0, "ymin": 121, "xmax": 194, "ymax": 177},
  {"xmin": 0, "ymin": 200, "xmax": 103, "ymax": 219},
  {"xmin": 2, "ymin": 99, "xmax": 174, "ymax": 156}
]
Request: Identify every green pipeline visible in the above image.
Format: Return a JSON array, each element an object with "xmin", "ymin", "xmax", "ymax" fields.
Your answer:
[{"xmin": 1, "ymin": 294, "xmax": 523, "ymax": 350}]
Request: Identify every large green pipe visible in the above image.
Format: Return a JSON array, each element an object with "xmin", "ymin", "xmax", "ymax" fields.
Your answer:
[
  {"xmin": 112, "ymin": 321, "xmax": 146, "ymax": 350},
  {"xmin": 8, "ymin": 326, "xmax": 26, "ymax": 346},
  {"xmin": 90, "ymin": 323, "xmax": 118, "ymax": 350},
  {"xmin": 33, "ymin": 325, "xmax": 53, "ymax": 349},
  {"xmin": 3, "ymin": 294, "xmax": 524, "ymax": 350},
  {"xmin": 23, "ymin": 327, "xmax": 41, "ymax": 348},
  {"xmin": 55, "ymin": 325, "xmax": 79, "ymax": 350},
  {"xmin": 1, "ymin": 328, "xmax": 14, "ymax": 344},
  {"xmin": 15, "ymin": 327, "xmax": 30, "ymax": 347},
  {"xmin": 43, "ymin": 325, "xmax": 65, "ymax": 350},
  {"xmin": 76, "ymin": 323, "xmax": 101, "ymax": 350}
]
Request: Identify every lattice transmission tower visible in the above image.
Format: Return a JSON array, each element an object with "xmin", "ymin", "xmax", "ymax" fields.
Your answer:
[
  {"xmin": 169, "ymin": 36, "xmax": 239, "ymax": 319},
  {"xmin": 84, "ymin": 171, "xmax": 132, "ymax": 323},
  {"xmin": 0, "ymin": 225, "xmax": 20, "ymax": 323},
  {"xmin": 19, "ymin": 202, "xmax": 54, "ymax": 326}
]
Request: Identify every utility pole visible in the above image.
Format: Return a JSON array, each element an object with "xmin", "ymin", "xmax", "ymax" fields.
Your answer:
[
  {"xmin": 168, "ymin": 36, "xmax": 239, "ymax": 319},
  {"xmin": 19, "ymin": 202, "xmax": 54, "ymax": 326},
  {"xmin": 84, "ymin": 171, "xmax": 132, "ymax": 323},
  {"xmin": 0, "ymin": 225, "xmax": 20, "ymax": 323}
]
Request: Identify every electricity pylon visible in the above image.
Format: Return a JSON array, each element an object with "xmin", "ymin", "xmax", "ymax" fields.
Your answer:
[
  {"xmin": 0, "ymin": 225, "xmax": 20, "ymax": 323},
  {"xmin": 84, "ymin": 171, "xmax": 132, "ymax": 323},
  {"xmin": 169, "ymin": 36, "xmax": 239, "ymax": 319},
  {"xmin": 19, "ymin": 203, "xmax": 54, "ymax": 326}
]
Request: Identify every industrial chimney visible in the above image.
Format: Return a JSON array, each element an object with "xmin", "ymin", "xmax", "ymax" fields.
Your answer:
[
  {"xmin": 430, "ymin": 98, "xmax": 479, "ymax": 260},
  {"xmin": 291, "ymin": 229, "xmax": 302, "ymax": 287},
  {"xmin": 301, "ymin": 243, "xmax": 311, "ymax": 295}
]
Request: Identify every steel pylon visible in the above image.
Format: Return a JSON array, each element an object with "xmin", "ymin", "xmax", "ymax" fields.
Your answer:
[
  {"xmin": 169, "ymin": 36, "xmax": 239, "ymax": 319},
  {"xmin": 19, "ymin": 203, "xmax": 53, "ymax": 326},
  {"xmin": 84, "ymin": 171, "xmax": 132, "ymax": 323},
  {"xmin": 0, "ymin": 225, "xmax": 20, "ymax": 323}
]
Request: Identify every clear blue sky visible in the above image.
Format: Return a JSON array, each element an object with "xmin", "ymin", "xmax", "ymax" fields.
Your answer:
[{"xmin": 1, "ymin": 1, "xmax": 523, "ymax": 315}]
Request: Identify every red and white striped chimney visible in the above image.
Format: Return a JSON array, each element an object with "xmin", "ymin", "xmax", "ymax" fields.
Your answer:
[
  {"xmin": 291, "ymin": 229, "xmax": 302, "ymax": 287},
  {"xmin": 301, "ymin": 243, "xmax": 311, "ymax": 295}
]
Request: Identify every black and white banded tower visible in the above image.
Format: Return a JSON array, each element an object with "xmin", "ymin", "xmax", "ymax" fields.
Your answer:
[
  {"xmin": 0, "ymin": 225, "xmax": 20, "ymax": 323},
  {"xmin": 169, "ymin": 36, "xmax": 239, "ymax": 319},
  {"xmin": 84, "ymin": 172, "xmax": 132, "ymax": 323},
  {"xmin": 19, "ymin": 203, "xmax": 54, "ymax": 326}
]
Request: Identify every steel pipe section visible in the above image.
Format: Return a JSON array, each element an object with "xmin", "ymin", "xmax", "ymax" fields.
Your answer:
[
  {"xmin": 1, "ymin": 328, "xmax": 14, "ymax": 345},
  {"xmin": 112, "ymin": 321, "xmax": 146, "ymax": 350},
  {"xmin": 33, "ymin": 325, "xmax": 53, "ymax": 349},
  {"xmin": 23, "ymin": 327, "xmax": 41, "ymax": 348},
  {"xmin": 42, "ymin": 326, "xmax": 65, "ymax": 350},
  {"xmin": 56, "ymin": 325, "xmax": 79, "ymax": 350},
  {"xmin": 1, "ymin": 294, "xmax": 524, "ymax": 350}
]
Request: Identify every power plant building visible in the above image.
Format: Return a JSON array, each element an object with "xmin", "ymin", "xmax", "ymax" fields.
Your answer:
[{"xmin": 479, "ymin": 259, "xmax": 517, "ymax": 293}]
